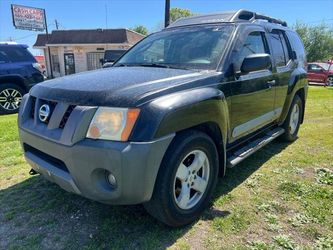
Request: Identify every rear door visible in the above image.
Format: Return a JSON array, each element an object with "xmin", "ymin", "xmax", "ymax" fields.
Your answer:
[
  {"xmin": 268, "ymin": 29, "xmax": 294, "ymax": 112},
  {"xmin": 229, "ymin": 28, "xmax": 276, "ymax": 141}
]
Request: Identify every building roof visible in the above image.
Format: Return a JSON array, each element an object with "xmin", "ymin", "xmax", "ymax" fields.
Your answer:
[{"xmin": 33, "ymin": 29, "xmax": 144, "ymax": 47}]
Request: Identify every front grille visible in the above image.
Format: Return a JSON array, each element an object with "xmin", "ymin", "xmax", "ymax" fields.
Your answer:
[
  {"xmin": 28, "ymin": 96, "xmax": 76, "ymax": 129},
  {"xmin": 24, "ymin": 144, "xmax": 69, "ymax": 173},
  {"xmin": 59, "ymin": 105, "xmax": 76, "ymax": 129},
  {"xmin": 30, "ymin": 96, "xmax": 36, "ymax": 119}
]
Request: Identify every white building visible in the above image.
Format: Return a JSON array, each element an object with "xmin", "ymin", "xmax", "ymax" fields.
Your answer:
[{"xmin": 33, "ymin": 29, "xmax": 144, "ymax": 78}]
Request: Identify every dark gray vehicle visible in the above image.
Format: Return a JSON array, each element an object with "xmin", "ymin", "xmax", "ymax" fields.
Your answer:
[{"xmin": 18, "ymin": 10, "xmax": 308, "ymax": 227}]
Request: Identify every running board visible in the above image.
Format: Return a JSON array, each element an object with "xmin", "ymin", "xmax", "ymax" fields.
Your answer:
[{"xmin": 227, "ymin": 128, "xmax": 285, "ymax": 168}]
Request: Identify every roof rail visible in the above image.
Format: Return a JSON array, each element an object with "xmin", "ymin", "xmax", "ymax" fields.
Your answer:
[{"xmin": 230, "ymin": 9, "xmax": 287, "ymax": 27}]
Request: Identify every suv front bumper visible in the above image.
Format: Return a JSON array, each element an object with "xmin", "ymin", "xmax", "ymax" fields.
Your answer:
[{"xmin": 20, "ymin": 128, "xmax": 174, "ymax": 205}]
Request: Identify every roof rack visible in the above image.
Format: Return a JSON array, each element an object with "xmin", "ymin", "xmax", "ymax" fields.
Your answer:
[
  {"xmin": 166, "ymin": 9, "xmax": 287, "ymax": 29},
  {"xmin": 230, "ymin": 9, "xmax": 288, "ymax": 27}
]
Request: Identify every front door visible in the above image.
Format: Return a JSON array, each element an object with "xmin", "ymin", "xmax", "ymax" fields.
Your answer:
[
  {"xmin": 229, "ymin": 29, "xmax": 276, "ymax": 141},
  {"xmin": 307, "ymin": 64, "xmax": 325, "ymax": 82},
  {"xmin": 64, "ymin": 53, "xmax": 75, "ymax": 75}
]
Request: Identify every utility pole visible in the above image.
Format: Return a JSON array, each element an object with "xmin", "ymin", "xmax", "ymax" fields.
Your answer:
[
  {"xmin": 165, "ymin": 0, "xmax": 170, "ymax": 28},
  {"xmin": 55, "ymin": 19, "xmax": 59, "ymax": 30},
  {"xmin": 44, "ymin": 12, "xmax": 53, "ymax": 78},
  {"xmin": 105, "ymin": 4, "xmax": 108, "ymax": 29}
]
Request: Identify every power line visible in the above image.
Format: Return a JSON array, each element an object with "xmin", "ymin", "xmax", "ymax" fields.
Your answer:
[{"xmin": 7, "ymin": 24, "xmax": 56, "ymax": 41}]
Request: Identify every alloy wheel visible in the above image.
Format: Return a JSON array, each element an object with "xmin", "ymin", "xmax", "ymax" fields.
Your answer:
[
  {"xmin": 0, "ymin": 88, "xmax": 22, "ymax": 111},
  {"xmin": 289, "ymin": 103, "xmax": 300, "ymax": 134},
  {"xmin": 173, "ymin": 150, "xmax": 210, "ymax": 210}
]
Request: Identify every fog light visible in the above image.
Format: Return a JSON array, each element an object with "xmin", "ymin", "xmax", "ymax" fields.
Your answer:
[{"xmin": 107, "ymin": 172, "xmax": 117, "ymax": 187}]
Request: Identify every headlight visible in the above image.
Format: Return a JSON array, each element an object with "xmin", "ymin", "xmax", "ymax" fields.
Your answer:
[{"xmin": 86, "ymin": 107, "xmax": 140, "ymax": 141}]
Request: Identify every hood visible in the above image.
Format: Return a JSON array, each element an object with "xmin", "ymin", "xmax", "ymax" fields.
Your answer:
[{"xmin": 30, "ymin": 67, "xmax": 214, "ymax": 107}]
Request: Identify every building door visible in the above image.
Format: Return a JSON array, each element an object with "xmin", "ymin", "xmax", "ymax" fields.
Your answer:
[
  {"xmin": 87, "ymin": 52, "xmax": 104, "ymax": 70},
  {"xmin": 64, "ymin": 53, "xmax": 75, "ymax": 75}
]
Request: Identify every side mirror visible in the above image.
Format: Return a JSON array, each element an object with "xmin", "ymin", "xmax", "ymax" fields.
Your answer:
[
  {"xmin": 241, "ymin": 53, "xmax": 272, "ymax": 74},
  {"xmin": 100, "ymin": 58, "xmax": 105, "ymax": 64}
]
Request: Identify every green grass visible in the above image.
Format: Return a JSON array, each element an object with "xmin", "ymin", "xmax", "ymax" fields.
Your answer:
[{"xmin": 0, "ymin": 86, "xmax": 332, "ymax": 249}]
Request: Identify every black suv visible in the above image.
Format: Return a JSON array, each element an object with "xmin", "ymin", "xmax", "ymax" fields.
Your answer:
[
  {"xmin": 0, "ymin": 43, "xmax": 44, "ymax": 114},
  {"xmin": 18, "ymin": 10, "xmax": 308, "ymax": 227}
]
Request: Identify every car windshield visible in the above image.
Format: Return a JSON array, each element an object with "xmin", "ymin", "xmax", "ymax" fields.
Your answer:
[
  {"xmin": 317, "ymin": 63, "xmax": 331, "ymax": 71},
  {"xmin": 115, "ymin": 25, "xmax": 234, "ymax": 70}
]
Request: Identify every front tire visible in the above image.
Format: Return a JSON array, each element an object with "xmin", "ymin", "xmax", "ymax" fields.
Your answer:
[
  {"xmin": 144, "ymin": 130, "xmax": 219, "ymax": 227},
  {"xmin": 280, "ymin": 95, "xmax": 303, "ymax": 142},
  {"xmin": 0, "ymin": 84, "xmax": 25, "ymax": 115}
]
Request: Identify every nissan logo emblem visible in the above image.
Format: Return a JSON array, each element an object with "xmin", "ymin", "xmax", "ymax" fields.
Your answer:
[{"xmin": 39, "ymin": 104, "xmax": 50, "ymax": 122}]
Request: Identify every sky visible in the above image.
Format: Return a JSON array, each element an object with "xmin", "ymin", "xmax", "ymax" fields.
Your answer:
[{"xmin": 0, "ymin": 0, "xmax": 332, "ymax": 55}]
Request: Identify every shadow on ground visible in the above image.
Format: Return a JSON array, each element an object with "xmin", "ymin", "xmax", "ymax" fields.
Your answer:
[{"xmin": 0, "ymin": 141, "xmax": 289, "ymax": 249}]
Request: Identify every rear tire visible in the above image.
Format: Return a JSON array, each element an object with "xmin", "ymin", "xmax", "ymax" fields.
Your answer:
[
  {"xmin": 144, "ymin": 130, "xmax": 219, "ymax": 227},
  {"xmin": 0, "ymin": 84, "xmax": 25, "ymax": 115},
  {"xmin": 327, "ymin": 76, "xmax": 333, "ymax": 87},
  {"xmin": 280, "ymin": 95, "xmax": 303, "ymax": 142}
]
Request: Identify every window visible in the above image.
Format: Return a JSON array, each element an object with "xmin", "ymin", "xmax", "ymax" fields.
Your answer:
[
  {"xmin": 269, "ymin": 30, "xmax": 290, "ymax": 67},
  {"xmin": 0, "ymin": 46, "xmax": 35, "ymax": 62},
  {"xmin": 234, "ymin": 31, "xmax": 267, "ymax": 70},
  {"xmin": 286, "ymin": 31, "xmax": 306, "ymax": 68},
  {"xmin": 308, "ymin": 64, "xmax": 323, "ymax": 72},
  {"xmin": 51, "ymin": 54, "xmax": 60, "ymax": 73}
]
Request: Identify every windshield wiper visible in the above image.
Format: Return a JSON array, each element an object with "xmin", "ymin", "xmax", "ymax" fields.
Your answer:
[
  {"xmin": 115, "ymin": 63, "xmax": 190, "ymax": 70},
  {"xmin": 138, "ymin": 63, "xmax": 172, "ymax": 68},
  {"xmin": 115, "ymin": 63, "xmax": 131, "ymax": 67}
]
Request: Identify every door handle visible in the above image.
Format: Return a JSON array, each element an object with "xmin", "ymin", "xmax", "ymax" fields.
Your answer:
[
  {"xmin": 267, "ymin": 80, "xmax": 276, "ymax": 89},
  {"xmin": 267, "ymin": 80, "xmax": 276, "ymax": 85}
]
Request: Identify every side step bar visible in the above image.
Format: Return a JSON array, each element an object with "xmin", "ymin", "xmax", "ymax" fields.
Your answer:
[{"xmin": 227, "ymin": 128, "xmax": 285, "ymax": 168}]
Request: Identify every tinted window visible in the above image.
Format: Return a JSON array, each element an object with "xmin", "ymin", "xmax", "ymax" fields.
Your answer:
[
  {"xmin": 280, "ymin": 32, "xmax": 291, "ymax": 62},
  {"xmin": 116, "ymin": 25, "xmax": 234, "ymax": 70},
  {"xmin": 286, "ymin": 31, "xmax": 306, "ymax": 69},
  {"xmin": 269, "ymin": 30, "xmax": 288, "ymax": 67},
  {"xmin": 308, "ymin": 64, "xmax": 323, "ymax": 72},
  {"xmin": 0, "ymin": 46, "xmax": 36, "ymax": 63},
  {"xmin": 235, "ymin": 31, "xmax": 266, "ymax": 70},
  {"xmin": 0, "ymin": 50, "xmax": 8, "ymax": 63}
]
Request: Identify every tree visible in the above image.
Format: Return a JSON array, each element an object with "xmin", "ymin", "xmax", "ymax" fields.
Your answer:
[
  {"xmin": 170, "ymin": 7, "xmax": 194, "ymax": 23},
  {"xmin": 293, "ymin": 22, "xmax": 333, "ymax": 62},
  {"xmin": 130, "ymin": 25, "xmax": 149, "ymax": 36}
]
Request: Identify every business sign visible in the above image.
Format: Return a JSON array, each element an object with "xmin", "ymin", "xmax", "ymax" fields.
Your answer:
[{"xmin": 11, "ymin": 4, "xmax": 46, "ymax": 31}]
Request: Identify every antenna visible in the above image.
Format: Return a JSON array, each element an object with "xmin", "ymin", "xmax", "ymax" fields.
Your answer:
[{"xmin": 105, "ymin": 4, "xmax": 108, "ymax": 29}]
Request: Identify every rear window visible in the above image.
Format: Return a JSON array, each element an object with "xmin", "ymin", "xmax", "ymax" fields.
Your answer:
[
  {"xmin": 286, "ymin": 31, "xmax": 306, "ymax": 68},
  {"xmin": 0, "ymin": 46, "xmax": 36, "ymax": 63},
  {"xmin": 269, "ymin": 30, "xmax": 290, "ymax": 67}
]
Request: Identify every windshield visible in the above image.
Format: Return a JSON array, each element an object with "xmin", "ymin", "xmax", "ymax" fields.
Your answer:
[{"xmin": 115, "ymin": 25, "xmax": 234, "ymax": 70}]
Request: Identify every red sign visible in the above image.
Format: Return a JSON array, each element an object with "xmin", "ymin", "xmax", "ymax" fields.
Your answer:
[{"xmin": 11, "ymin": 4, "xmax": 46, "ymax": 31}]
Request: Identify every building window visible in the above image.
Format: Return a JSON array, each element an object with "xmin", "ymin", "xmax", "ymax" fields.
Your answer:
[{"xmin": 51, "ymin": 54, "xmax": 60, "ymax": 73}]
